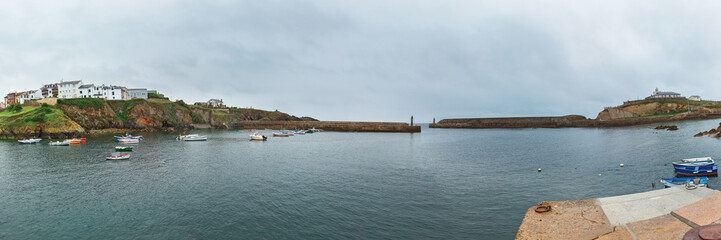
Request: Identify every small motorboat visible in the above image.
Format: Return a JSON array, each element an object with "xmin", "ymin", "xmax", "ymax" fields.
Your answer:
[
  {"xmin": 114, "ymin": 134, "xmax": 144, "ymax": 142},
  {"xmin": 49, "ymin": 140, "xmax": 71, "ymax": 146},
  {"xmin": 18, "ymin": 138, "xmax": 42, "ymax": 144},
  {"xmin": 250, "ymin": 132, "xmax": 268, "ymax": 141},
  {"xmin": 68, "ymin": 138, "xmax": 87, "ymax": 144},
  {"xmin": 115, "ymin": 146, "xmax": 133, "ymax": 152},
  {"xmin": 660, "ymin": 177, "xmax": 708, "ymax": 189},
  {"xmin": 273, "ymin": 132, "xmax": 290, "ymax": 137},
  {"xmin": 672, "ymin": 157, "xmax": 718, "ymax": 176},
  {"xmin": 177, "ymin": 134, "xmax": 207, "ymax": 141},
  {"xmin": 106, "ymin": 152, "xmax": 130, "ymax": 160},
  {"xmin": 118, "ymin": 138, "xmax": 140, "ymax": 144}
]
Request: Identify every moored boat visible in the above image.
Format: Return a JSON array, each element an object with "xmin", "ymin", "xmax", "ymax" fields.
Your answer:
[
  {"xmin": 114, "ymin": 134, "xmax": 144, "ymax": 142},
  {"xmin": 106, "ymin": 152, "xmax": 130, "ymax": 160},
  {"xmin": 18, "ymin": 138, "xmax": 42, "ymax": 144},
  {"xmin": 67, "ymin": 138, "xmax": 87, "ymax": 144},
  {"xmin": 49, "ymin": 140, "xmax": 71, "ymax": 146},
  {"xmin": 177, "ymin": 134, "xmax": 207, "ymax": 141},
  {"xmin": 250, "ymin": 132, "xmax": 268, "ymax": 141},
  {"xmin": 118, "ymin": 138, "xmax": 140, "ymax": 144},
  {"xmin": 115, "ymin": 146, "xmax": 133, "ymax": 152},
  {"xmin": 672, "ymin": 157, "xmax": 718, "ymax": 176},
  {"xmin": 273, "ymin": 132, "xmax": 290, "ymax": 137},
  {"xmin": 660, "ymin": 177, "xmax": 708, "ymax": 189}
]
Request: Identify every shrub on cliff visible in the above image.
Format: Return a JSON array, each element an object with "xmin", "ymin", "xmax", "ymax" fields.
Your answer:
[
  {"xmin": 7, "ymin": 103, "xmax": 22, "ymax": 113},
  {"xmin": 148, "ymin": 92, "xmax": 168, "ymax": 100}
]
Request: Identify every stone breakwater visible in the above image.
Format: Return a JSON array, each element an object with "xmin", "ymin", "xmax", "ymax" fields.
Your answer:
[
  {"xmin": 221, "ymin": 121, "xmax": 421, "ymax": 133},
  {"xmin": 430, "ymin": 113, "xmax": 721, "ymax": 129}
]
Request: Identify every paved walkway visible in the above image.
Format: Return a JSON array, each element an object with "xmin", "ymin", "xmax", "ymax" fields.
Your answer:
[{"xmin": 516, "ymin": 186, "xmax": 721, "ymax": 240}]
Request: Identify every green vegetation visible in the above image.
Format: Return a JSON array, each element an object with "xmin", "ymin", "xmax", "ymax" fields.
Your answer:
[
  {"xmin": 6, "ymin": 103, "xmax": 22, "ymax": 113},
  {"xmin": 107, "ymin": 99, "xmax": 146, "ymax": 124},
  {"xmin": 148, "ymin": 92, "xmax": 168, "ymax": 100},
  {"xmin": 0, "ymin": 104, "xmax": 76, "ymax": 132},
  {"xmin": 0, "ymin": 105, "xmax": 37, "ymax": 117},
  {"xmin": 57, "ymin": 98, "xmax": 105, "ymax": 108}
]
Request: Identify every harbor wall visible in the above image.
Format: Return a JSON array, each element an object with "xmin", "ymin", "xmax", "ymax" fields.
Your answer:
[
  {"xmin": 226, "ymin": 121, "xmax": 421, "ymax": 133},
  {"xmin": 429, "ymin": 113, "xmax": 721, "ymax": 129}
]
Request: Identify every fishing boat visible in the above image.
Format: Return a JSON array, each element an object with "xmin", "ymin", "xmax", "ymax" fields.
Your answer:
[
  {"xmin": 106, "ymin": 152, "xmax": 130, "ymax": 160},
  {"xmin": 115, "ymin": 146, "xmax": 133, "ymax": 152},
  {"xmin": 672, "ymin": 157, "xmax": 718, "ymax": 176},
  {"xmin": 273, "ymin": 132, "xmax": 290, "ymax": 137},
  {"xmin": 250, "ymin": 132, "xmax": 268, "ymax": 141},
  {"xmin": 660, "ymin": 177, "xmax": 708, "ymax": 189},
  {"xmin": 18, "ymin": 138, "xmax": 42, "ymax": 144},
  {"xmin": 49, "ymin": 140, "xmax": 71, "ymax": 146},
  {"xmin": 294, "ymin": 130, "xmax": 306, "ymax": 135},
  {"xmin": 177, "ymin": 134, "xmax": 207, "ymax": 141},
  {"xmin": 114, "ymin": 134, "xmax": 144, "ymax": 142},
  {"xmin": 118, "ymin": 138, "xmax": 140, "ymax": 144},
  {"xmin": 68, "ymin": 138, "xmax": 87, "ymax": 144}
]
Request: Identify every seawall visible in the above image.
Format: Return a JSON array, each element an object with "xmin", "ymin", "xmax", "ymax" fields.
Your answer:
[
  {"xmin": 226, "ymin": 121, "xmax": 421, "ymax": 133},
  {"xmin": 430, "ymin": 113, "xmax": 721, "ymax": 129}
]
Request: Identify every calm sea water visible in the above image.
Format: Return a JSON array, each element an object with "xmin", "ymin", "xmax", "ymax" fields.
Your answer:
[{"xmin": 1, "ymin": 119, "xmax": 721, "ymax": 239}]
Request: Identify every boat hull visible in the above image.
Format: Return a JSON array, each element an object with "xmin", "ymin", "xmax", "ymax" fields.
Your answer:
[{"xmin": 674, "ymin": 164, "xmax": 718, "ymax": 176}]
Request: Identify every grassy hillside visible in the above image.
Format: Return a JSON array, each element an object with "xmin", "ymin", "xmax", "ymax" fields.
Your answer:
[{"xmin": 0, "ymin": 104, "xmax": 84, "ymax": 136}]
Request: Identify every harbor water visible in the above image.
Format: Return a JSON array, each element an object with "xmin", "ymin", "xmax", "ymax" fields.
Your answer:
[{"xmin": 2, "ymin": 119, "xmax": 721, "ymax": 239}]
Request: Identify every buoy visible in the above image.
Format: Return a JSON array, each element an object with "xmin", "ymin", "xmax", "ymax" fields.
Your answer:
[
  {"xmin": 598, "ymin": 174, "xmax": 602, "ymax": 176},
  {"xmin": 620, "ymin": 164, "xmax": 624, "ymax": 167},
  {"xmin": 538, "ymin": 168, "xmax": 542, "ymax": 172}
]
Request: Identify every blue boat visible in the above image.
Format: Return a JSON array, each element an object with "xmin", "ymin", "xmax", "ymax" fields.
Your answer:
[
  {"xmin": 672, "ymin": 157, "xmax": 718, "ymax": 177},
  {"xmin": 660, "ymin": 177, "xmax": 708, "ymax": 189}
]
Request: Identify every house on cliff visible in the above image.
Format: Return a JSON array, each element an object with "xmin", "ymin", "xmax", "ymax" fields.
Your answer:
[
  {"xmin": 645, "ymin": 88, "xmax": 684, "ymax": 100},
  {"xmin": 58, "ymin": 80, "xmax": 83, "ymax": 99}
]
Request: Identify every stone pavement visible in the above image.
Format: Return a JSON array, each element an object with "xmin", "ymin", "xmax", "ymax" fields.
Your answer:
[{"xmin": 516, "ymin": 187, "xmax": 721, "ymax": 240}]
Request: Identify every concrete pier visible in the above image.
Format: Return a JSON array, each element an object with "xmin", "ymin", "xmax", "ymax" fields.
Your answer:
[
  {"xmin": 224, "ymin": 121, "xmax": 421, "ymax": 133},
  {"xmin": 516, "ymin": 187, "xmax": 721, "ymax": 239}
]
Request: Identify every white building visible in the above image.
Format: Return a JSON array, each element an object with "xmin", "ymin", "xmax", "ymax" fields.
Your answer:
[
  {"xmin": 101, "ymin": 85, "xmax": 128, "ymax": 100},
  {"xmin": 208, "ymin": 99, "xmax": 224, "ymax": 108},
  {"xmin": 689, "ymin": 95, "xmax": 702, "ymax": 101},
  {"xmin": 79, "ymin": 84, "xmax": 129, "ymax": 100},
  {"xmin": 128, "ymin": 88, "xmax": 148, "ymax": 99},
  {"xmin": 58, "ymin": 80, "xmax": 83, "ymax": 99},
  {"xmin": 645, "ymin": 88, "xmax": 683, "ymax": 100},
  {"xmin": 16, "ymin": 90, "xmax": 43, "ymax": 104}
]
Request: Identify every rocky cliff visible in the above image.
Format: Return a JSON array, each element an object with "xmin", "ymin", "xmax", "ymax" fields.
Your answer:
[{"xmin": 596, "ymin": 99, "xmax": 721, "ymax": 120}]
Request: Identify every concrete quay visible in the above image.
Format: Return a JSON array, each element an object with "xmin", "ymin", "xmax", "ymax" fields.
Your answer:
[{"xmin": 516, "ymin": 187, "xmax": 721, "ymax": 239}]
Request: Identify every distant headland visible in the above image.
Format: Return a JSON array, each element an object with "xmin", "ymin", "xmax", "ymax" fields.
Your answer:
[
  {"xmin": 430, "ymin": 88, "xmax": 721, "ymax": 129},
  {"xmin": 0, "ymin": 80, "xmax": 420, "ymax": 138}
]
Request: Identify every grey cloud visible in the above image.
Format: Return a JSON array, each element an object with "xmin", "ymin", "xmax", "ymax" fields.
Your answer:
[{"xmin": 2, "ymin": 1, "xmax": 721, "ymax": 122}]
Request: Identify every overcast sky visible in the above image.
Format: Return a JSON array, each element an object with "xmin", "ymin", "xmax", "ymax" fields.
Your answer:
[{"xmin": 2, "ymin": 1, "xmax": 721, "ymax": 122}]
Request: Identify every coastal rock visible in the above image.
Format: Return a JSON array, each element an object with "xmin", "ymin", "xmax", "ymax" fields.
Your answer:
[
  {"xmin": 655, "ymin": 125, "xmax": 678, "ymax": 131},
  {"xmin": 695, "ymin": 132, "xmax": 705, "ymax": 137}
]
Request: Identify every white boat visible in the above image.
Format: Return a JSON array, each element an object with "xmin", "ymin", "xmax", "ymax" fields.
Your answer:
[
  {"xmin": 106, "ymin": 152, "xmax": 130, "ymax": 160},
  {"xmin": 177, "ymin": 134, "xmax": 207, "ymax": 141},
  {"xmin": 114, "ymin": 134, "xmax": 144, "ymax": 142},
  {"xmin": 118, "ymin": 138, "xmax": 140, "ymax": 144},
  {"xmin": 49, "ymin": 140, "xmax": 71, "ymax": 146},
  {"xmin": 18, "ymin": 138, "xmax": 42, "ymax": 144},
  {"xmin": 250, "ymin": 132, "xmax": 267, "ymax": 141}
]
